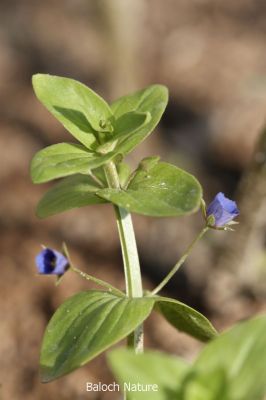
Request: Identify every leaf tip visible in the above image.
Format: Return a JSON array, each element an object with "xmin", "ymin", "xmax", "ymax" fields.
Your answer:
[
  {"xmin": 40, "ymin": 365, "xmax": 55, "ymax": 384},
  {"xmin": 35, "ymin": 207, "xmax": 46, "ymax": 220},
  {"xmin": 32, "ymin": 73, "xmax": 44, "ymax": 89}
]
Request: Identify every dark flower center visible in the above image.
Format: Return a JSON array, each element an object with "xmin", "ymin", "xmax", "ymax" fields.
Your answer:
[{"xmin": 43, "ymin": 249, "xmax": 56, "ymax": 273}]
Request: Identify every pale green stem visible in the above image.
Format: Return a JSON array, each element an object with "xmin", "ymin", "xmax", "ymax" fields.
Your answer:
[
  {"xmin": 114, "ymin": 206, "xmax": 143, "ymax": 298},
  {"xmin": 151, "ymin": 226, "xmax": 209, "ymax": 295},
  {"xmin": 104, "ymin": 162, "xmax": 143, "ymax": 354}
]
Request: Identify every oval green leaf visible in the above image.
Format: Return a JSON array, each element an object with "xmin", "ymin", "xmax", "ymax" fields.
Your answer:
[
  {"xmin": 31, "ymin": 142, "xmax": 116, "ymax": 183},
  {"xmin": 97, "ymin": 111, "xmax": 151, "ymax": 154},
  {"xmin": 108, "ymin": 349, "xmax": 189, "ymax": 400},
  {"xmin": 32, "ymin": 74, "xmax": 113, "ymax": 149},
  {"xmin": 40, "ymin": 290, "xmax": 155, "ymax": 382},
  {"xmin": 96, "ymin": 162, "xmax": 202, "ymax": 217},
  {"xmin": 154, "ymin": 296, "xmax": 217, "ymax": 342},
  {"xmin": 111, "ymin": 85, "xmax": 168, "ymax": 155},
  {"xmin": 177, "ymin": 367, "xmax": 229, "ymax": 400},
  {"xmin": 195, "ymin": 314, "xmax": 266, "ymax": 400},
  {"xmin": 113, "ymin": 111, "xmax": 151, "ymax": 139},
  {"xmin": 36, "ymin": 174, "xmax": 107, "ymax": 218}
]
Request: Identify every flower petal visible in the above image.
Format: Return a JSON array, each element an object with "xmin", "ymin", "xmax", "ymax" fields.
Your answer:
[{"xmin": 206, "ymin": 192, "xmax": 239, "ymax": 227}]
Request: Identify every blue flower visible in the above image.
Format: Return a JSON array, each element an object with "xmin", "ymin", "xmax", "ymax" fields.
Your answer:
[
  {"xmin": 35, "ymin": 248, "xmax": 69, "ymax": 275},
  {"xmin": 206, "ymin": 192, "xmax": 239, "ymax": 227}
]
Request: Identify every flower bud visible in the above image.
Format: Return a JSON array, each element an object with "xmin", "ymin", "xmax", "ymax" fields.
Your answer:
[
  {"xmin": 35, "ymin": 248, "xmax": 69, "ymax": 275},
  {"xmin": 206, "ymin": 192, "xmax": 239, "ymax": 228}
]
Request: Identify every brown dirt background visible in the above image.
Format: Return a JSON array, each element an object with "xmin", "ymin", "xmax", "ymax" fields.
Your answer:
[{"xmin": 0, "ymin": 1, "xmax": 265, "ymax": 399}]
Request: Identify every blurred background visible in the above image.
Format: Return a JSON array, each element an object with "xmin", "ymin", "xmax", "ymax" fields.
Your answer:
[{"xmin": 0, "ymin": 0, "xmax": 266, "ymax": 399}]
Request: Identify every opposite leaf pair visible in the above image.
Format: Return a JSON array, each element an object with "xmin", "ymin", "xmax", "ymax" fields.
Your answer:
[
  {"xmin": 31, "ymin": 74, "xmax": 203, "ymax": 220},
  {"xmin": 40, "ymin": 290, "xmax": 217, "ymax": 383},
  {"xmin": 31, "ymin": 74, "xmax": 167, "ymax": 182}
]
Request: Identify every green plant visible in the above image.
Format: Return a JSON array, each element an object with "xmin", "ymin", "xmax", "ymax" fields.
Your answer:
[{"xmin": 31, "ymin": 74, "xmax": 239, "ymax": 397}]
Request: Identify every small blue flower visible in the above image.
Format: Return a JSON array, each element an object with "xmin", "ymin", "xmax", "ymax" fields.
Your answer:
[
  {"xmin": 206, "ymin": 192, "xmax": 239, "ymax": 227},
  {"xmin": 35, "ymin": 248, "xmax": 69, "ymax": 275}
]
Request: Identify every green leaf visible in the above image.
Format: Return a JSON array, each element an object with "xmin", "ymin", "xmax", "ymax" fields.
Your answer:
[
  {"xmin": 117, "ymin": 162, "xmax": 131, "ymax": 188},
  {"xmin": 112, "ymin": 111, "xmax": 151, "ymax": 140},
  {"xmin": 154, "ymin": 296, "xmax": 217, "ymax": 342},
  {"xmin": 96, "ymin": 161, "xmax": 202, "ymax": 217},
  {"xmin": 115, "ymin": 109, "xmax": 150, "ymax": 129},
  {"xmin": 36, "ymin": 174, "xmax": 106, "ymax": 218},
  {"xmin": 138, "ymin": 155, "xmax": 161, "ymax": 171},
  {"xmin": 108, "ymin": 316, "xmax": 266, "ymax": 400},
  {"xmin": 195, "ymin": 314, "xmax": 266, "ymax": 400},
  {"xmin": 97, "ymin": 111, "xmax": 150, "ymax": 154},
  {"xmin": 181, "ymin": 368, "xmax": 229, "ymax": 400},
  {"xmin": 108, "ymin": 349, "xmax": 189, "ymax": 400},
  {"xmin": 111, "ymin": 85, "xmax": 168, "ymax": 155},
  {"xmin": 40, "ymin": 290, "xmax": 155, "ymax": 382},
  {"xmin": 32, "ymin": 74, "xmax": 113, "ymax": 149},
  {"xmin": 31, "ymin": 142, "xmax": 116, "ymax": 183}
]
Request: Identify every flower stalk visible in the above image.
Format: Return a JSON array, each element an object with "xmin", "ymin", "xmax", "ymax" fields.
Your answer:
[
  {"xmin": 62, "ymin": 243, "xmax": 125, "ymax": 296},
  {"xmin": 151, "ymin": 226, "xmax": 209, "ymax": 295},
  {"xmin": 70, "ymin": 265, "xmax": 125, "ymax": 297}
]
